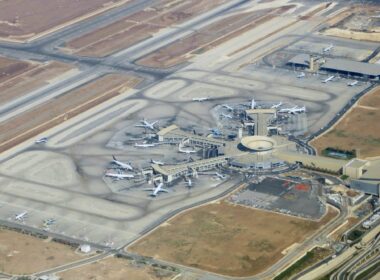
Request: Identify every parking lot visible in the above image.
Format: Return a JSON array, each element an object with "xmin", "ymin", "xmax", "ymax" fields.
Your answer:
[{"xmin": 229, "ymin": 177, "xmax": 325, "ymax": 220}]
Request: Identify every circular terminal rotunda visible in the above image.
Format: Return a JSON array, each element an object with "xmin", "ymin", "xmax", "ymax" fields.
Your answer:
[{"xmin": 240, "ymin": 136, "xmax": 276, "ymax": 152}]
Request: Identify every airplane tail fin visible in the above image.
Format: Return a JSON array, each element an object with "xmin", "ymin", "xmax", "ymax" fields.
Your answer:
[{"xmin": 112, "ymin": 155, "xmax": 116, "ymax": 160}]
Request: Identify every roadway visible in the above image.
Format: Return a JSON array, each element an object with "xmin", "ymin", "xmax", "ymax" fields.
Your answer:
[
  {"xmin": 331, "ymin": 232, "xmax": 380, "ymax": 280},
  {"xmin": 296, "ymin": 224, "xmax": 380, "ymax": 280}
]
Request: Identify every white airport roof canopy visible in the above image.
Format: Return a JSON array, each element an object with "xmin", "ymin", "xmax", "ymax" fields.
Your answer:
[{"xmin": 288, "ymin": 54, "xmax": 380, "ymax": 76}]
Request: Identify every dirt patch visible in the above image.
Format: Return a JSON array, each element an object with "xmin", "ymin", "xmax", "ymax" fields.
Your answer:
[
  {"xmin": 65, "ymin": 0, "xmax": 228, "ymax": 57},
  {"xmin": 137, "ymin": 5, "xmax": 295, "ymax": 68},
  {"xmin": 0, "ymin": 61, "xmax": 75, "ymax": 106},
  {"xmin": 0, "ymin": 0, "xmax": 132, "ymax": 41},
  {"xmin": 321, "ymin": 5, "xmax": 380, "ymax": 42},
  {"xmin": 129, "ymin": 202, "xmax": 337, "ymax": 277},
  {"xmin": 311, "ymin": 86, "xmax": 380, "ymax": 158},
  {"xmin": 0, "ymin": 228, "xmax": 82, "ymax": 274},
  {"xmin": 58, "ymin": 256, "xmax": 176, "ymax": 280},
  {"xmin": 322, "ymin": 28, "xmax": 380, "ymax": 42},
  {"xmin": 0, "ymin": 74, "xmax": 140, "ymax": 152},
  {"xmin": 0, "ymin": 56, "xmax": 35, "ymax": 83}
]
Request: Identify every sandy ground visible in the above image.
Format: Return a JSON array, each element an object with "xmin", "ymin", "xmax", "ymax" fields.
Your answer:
[
  {"xmin": 0, "ymin": 61, "xmax": 75, "ymax": 106},
  {"xmin": 321, "ymin": 5, "xmax": 380, "ymax": 42},
  {"xmin": 129, "ymin": 202, "xmax": 337, "ymax": 277},
  {"xmin": 322, "ymin": 28, "xmax": 380, "ymax": 42},
  {"xmin": 65, "ymin": 0, "xmax": 228, "ymax": 57},
  {"xmin": 0, "ymin": 0, "xmax": 132, "ymax": 41},
  {"xmin": 0, "ymin": 73, "xmax": 140, "ymax": 152},
  {"xmin": 311, "ymin": 86, "xmax": 380, "ymax": 158},
  {"xmin": 58, "ymin": 257, "xmax": 177, "ymax": 280},
  {"xmin": 0, "ymin": 56, "xmax": 35, "ymax": 83},
  {"xmin": 137, "ymin": 5, "xmax": 294, "ymax": 68},
  {"xmin": 0, "ymin": 228, "xmax": 82, "ymax": 275}
]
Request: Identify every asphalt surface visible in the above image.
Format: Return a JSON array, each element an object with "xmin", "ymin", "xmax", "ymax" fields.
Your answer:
[{"xmin": 0, "ymin": 0, "xmax": 377, "ymax": 279}]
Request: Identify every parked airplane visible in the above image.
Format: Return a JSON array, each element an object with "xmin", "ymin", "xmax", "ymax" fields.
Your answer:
[
  {"xmin": 135, "ymin": 119, "xmax": 158, "ymax": 130},
  {"xmin": 296, "ymin": 72, "xmax": 305, "ymax": 78},
  {"xmin": 322, "ymin": 75, "xmax": 335, "ymax": 83},
  {"xmin": 35, "ymin": 137, "xmax": 48, "ymax": 144},
  {"xmin": 111, "ymin": 156, "xmax": 133, "ymax": 170},
  {"xmin": 105, "ymin": 171, "xmax": 134, "ymax": 180},
  {"xmin": 221, "ymin": 113, "xmax": 233, "ymax": 119},
  {"xmin": 322, "ymin": 44, "xmax": 334, "ymax": 53},
  {"xmin": 186, "ymin": 178, "xmax": 193, "ymax": 187},
  {"xmin": 279, "ymin": 106, "xmax": 306, "ymax": 114},
  {"xmin": 251, "ymin": 98, "xmax": 256, "ymax": 109},
  {"xmin": 15, "ymin": 211, "xmax": 28, "ymax": 221},
  {"xmin": 151, "ymin": 159, "xmax": 164, "ymax": 165},
  {"xmin": 290, "ymin": 106, "xmax": 306, "ymax": 114},
  {"xmin": 144, "ymin": 182, "xmax": 169, "ymax": 197},
  {"xmin": 192, "ymin": 97, "xmax": 209, "ymax": 102},
  {"xmin": 348, "ymin": 80, "xmax": 359, "ymax": 87},
  {"xmin": 179, "ymin": 146, "xmax": 197, "ymax": 154},
  {"xmin": 271, "ymin": 102, "xmax": 283, "ymax": 109},
  {"xmin": 215, "ymin": 172, "xmax": 227, "ymax": 180},
  {"xmin": 134, "ymin": 142, "xmax": 156, "ymax": 148},
  {"xmin": 210, "ymin": 128, "xmax": 222, "ymax": 136},
  {"xmin": 222, "ymin": 104, "xmax": 233, "ymax": 111},
  {"xmin": 43, "ymin": 218, "xmax": 56, "ymax": 226}
]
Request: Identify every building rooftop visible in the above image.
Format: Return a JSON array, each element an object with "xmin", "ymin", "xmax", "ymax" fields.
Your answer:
[
  {"xmin": 288, "ymin": 54, "xmax": 380, "ymax": 76},
  {"xmin": 276, "ymin": 151, "xmax": 349, "ymax": 173},
  {"xmin": 152, "ymin": 157, "xmax": 228, "ymax": 176},
  {"xmin": 345, "ymin": 158, "xmax": 369, "ymax": 169},
  {"xmin": 157, "ymin": 124, "xmax": 179, "ymax": 136},
  {"xmin": 246, "ymin": 108, "xmax": 276, "ymax": 115}
]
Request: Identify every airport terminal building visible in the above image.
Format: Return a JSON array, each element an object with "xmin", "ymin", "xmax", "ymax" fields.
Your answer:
[{"xmin": 287, "ymin": 54, "xmax": 380, "ymax": 79}]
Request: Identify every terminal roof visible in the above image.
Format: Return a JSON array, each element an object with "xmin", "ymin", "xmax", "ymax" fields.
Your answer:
[{"xmin": 288, "ymin": 54, "xmax": 380, "ymax": 76}]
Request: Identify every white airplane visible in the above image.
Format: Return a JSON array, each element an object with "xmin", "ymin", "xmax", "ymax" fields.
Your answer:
[
  {"xmin": 15, "ymin": 211, "xmax": 28, "ymax": 221},
  {"xmin": 179, "ymin": 146, "xmax": 197, "ymax": 154},
  {"xmin": 271, "ymin": 102, "xmax": 283, "ymax": 109},
  {"xmin": 134, "ymin": 142, "xmax": 156, "ymax": 148},
  {"xmin": 215, "ymin": 172, "xmax": 227, "ymax": 180},
  {"xmin": 135, "ymin": 119, "xmax": 158, "ymax": 130},
  {"xmin": 221, "ymin": 113, "xmax": 233, "ymax": 119},
  {"xmin": 296, "ymin": 72, "xmax": 305, "ymax": 78},
  {"xmin": 323, "ymin": 44, "xmax": 334, "ymax": 53},
  {"xmin": 322, "ymin": 75, "xmax": 335, "ymax": 83},
  {"xmin": 144, "ymin": 182, "xmax": 169, "ymax": 197},
  {"xmin": 279, "ymin": 106, "xmax": 306, "ymax": 114},
  {"xmin": 290, "ymin": 106, "xmax": 306, "ymax": 114},
  {"xmin": 192, "ymin": 97, "xmax": 209, "ymax": 102},
  {"xmin": 43, "ymin": 218, "xmax": 56, "ymax": 226},
  {"xmin": 111, "ymin": 156, "xmax": 133, "ymax": 171},
  {"xmin": 348, "ymin": 80, "xmax": 359, "ymax": 87},
  {"xmin": 151, "ymin": 159, "xmax": 164, "ymax": 165},
  {"xmin": 251, "ymin": 98, "xmax": 256, "ymax": 109},
  {"xmin": 222, "ymin": 104, "xmax": 233, "ymax": 111},
  {"xmin": 35, "ymin": 137, "xmax": 48, "ymax": 144},
  {"xmin": 186, "ymin": 178, "xmax": 193, "ymax": 187},
  {"xmin": 105, "ymin": 171, "xmax": 134, "ymax": 179}
]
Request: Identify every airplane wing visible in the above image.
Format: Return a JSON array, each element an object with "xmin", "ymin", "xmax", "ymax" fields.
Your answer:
[
  {"xmin": 159, "ymin": 188, "xmax": 170, "ymax": 193},
  {"xmin": 143, "ymin": 188, "xmax": 155, "ymax": 191}
]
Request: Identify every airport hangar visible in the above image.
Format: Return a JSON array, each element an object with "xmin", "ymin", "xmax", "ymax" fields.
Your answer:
[{"xmin": 287, "ymin": 54, "xmax": 380, "ymax": 79}]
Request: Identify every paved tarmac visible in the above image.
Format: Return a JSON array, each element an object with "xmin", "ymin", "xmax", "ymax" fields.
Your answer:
[{"xmin": 0, "ymin": 0, "xmax": 376, "ymax": 279}]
